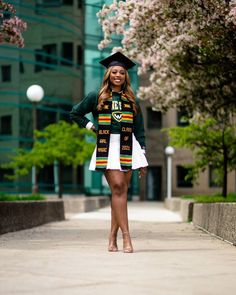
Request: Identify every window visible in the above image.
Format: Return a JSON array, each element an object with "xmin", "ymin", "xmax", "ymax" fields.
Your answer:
[
  {"xmin": 77, "ymin": 165, "xmax": 83, "ymax": 185},
  {"xmin": 0, "ymin": 115, "xmax": 12, "ymax": 135},
  {"xmin": 78, "ymin": 0, "xmax": 82, "ymax": 8},
  {"xmin": 63, "ymin": 0, "xmax": 73, "ymax": 5},
  {"xmin": 35, "ymin": 45, "xmax": 57, "ymax": 71},
  {"xmin": 63, "ymin": 165, "xmax": 73, "ymax": 185},
  {"xmin": 38, "ymin": 165, "xmax": 54, "ymax": 191},
  {"xmin": 43, "ymin": 44, "xmax": 57, "ymax": 69},
  {"xmin": 36, "ymin": 0, "xmax": 61, "ymax": 7},
  {"xmin": 177, "ymin": 165, "xmax": 193, "ymax": 188},
  {"xmin": 19, "ymin": 60, "xmax": 24, "ymax": 74},
  {"xmin": 0, "ymin": 168, "xmax": 13, "ymax": 182},
  {"xmin": 35, "ymin": 49, "xmax": 44, "ymax": 72},
  {"xmin": 61, "ymin": 42, "xmax": 73, "ymax": 66},
  {"xmin": 58, "ymin": 104, "xmax": 73, "ymax": 122},
  {"xmin": 147, "ymin": 166, "xmax": 162, "ymax": 201},
  {"xmin": 35, "ymin": 0, "xmax": 61, "ymax": 13},
  {"xmin": 209, "ymin": 166, "xmax": 221, "ymax": 187},
  {"xmin": 77, "ymin": 45, "xmax": 83, "ymax": 66},
  {"xmin": 1, "ymin": 65, "xmax": 11, "ymax": 82},
  {"xmin": 177, "ymin": 107, "xmax": 191, "ymax": 126},
  {"xmin": 147, "ymin": 107, "xmax": 162, "ymax": 129},
  {"xmin": 38, "ymin": 108, "xmax": 57, "ymax": 130}
]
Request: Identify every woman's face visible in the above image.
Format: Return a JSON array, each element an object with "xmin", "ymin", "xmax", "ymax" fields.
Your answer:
[{"xmin": 109, "ymin": 66, "xmax": 126, "ymax": 89}]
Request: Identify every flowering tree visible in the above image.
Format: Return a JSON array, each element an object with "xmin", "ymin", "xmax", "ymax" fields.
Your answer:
[
  {"xmin": 2, "ymin": 121, "xmax": 95, "ymax": 198},
  {"xmin": 97, "ymin": 0, "xmax": 236, "ymax": 118},
  {"xmin": 167, "ymin": 115, "xmax": 236, "ymax": 197},
  {"xmin": 0, "ymin": 0, "xmax": 27, "ymax": 47}
]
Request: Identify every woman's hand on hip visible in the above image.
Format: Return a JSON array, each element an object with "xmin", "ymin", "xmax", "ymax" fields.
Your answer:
[
  {"xmin": 91, "ymin": 125, "xmax": 97, "ymax": 134},
  {"xmin": 139, "ymin": 167, "xmax": 146, "ymax": 179}
]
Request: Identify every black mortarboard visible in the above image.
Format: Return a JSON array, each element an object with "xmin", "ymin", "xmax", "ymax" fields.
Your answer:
[{"xmin": 99, "ymin": 51, "xmax": 136, "ymax": 70}]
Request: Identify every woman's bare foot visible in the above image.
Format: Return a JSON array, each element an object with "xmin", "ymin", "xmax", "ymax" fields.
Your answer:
[
  {"xmin": 122, "ymin": 232, "xmax": 133, "ymax": 253},
  {"xmin": 108, "ymin": 234, "xmax": 118, "ymax": 252}
]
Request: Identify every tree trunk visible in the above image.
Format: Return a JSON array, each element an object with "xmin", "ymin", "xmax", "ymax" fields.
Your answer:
[
  {"xmin": 32, "ymin": 166, "xmax": 39, "ymax": 195},
  {"xmin": 58, "ymin": 161, "xmax": 63, "ymax": 199},
  {"xmin": 222, "ymin": 129, "xmax": 228, "ymax": 198},
  {"xmin": 222, "ymin": 147, "xmax": 228, "ymax": 197}
]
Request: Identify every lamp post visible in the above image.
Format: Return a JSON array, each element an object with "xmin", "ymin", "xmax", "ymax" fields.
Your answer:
[
  {"xmin": 165, "ymin": 146, "xmax": 175, "ymax": 199},
  {"xmin": 26, "ymin": 85, "xmax": 44, "ymax": 194}
]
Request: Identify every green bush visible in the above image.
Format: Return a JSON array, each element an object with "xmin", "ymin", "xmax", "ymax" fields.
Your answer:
[
  {"xmin": 181, "ymin": 193, "xmax": 236, "ymax": 203},
  {"xmin": 181, "ymin": 195, "xmax": 194, "ymax": 200},
  {"xmin": 0, "ymin": 193, "xmax": 46, "ymax": 202}
]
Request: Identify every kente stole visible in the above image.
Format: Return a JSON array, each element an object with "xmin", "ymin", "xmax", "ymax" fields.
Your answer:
[{"xmin": 96, "ymin": 94, "xmax": 133, "ymax": 171}]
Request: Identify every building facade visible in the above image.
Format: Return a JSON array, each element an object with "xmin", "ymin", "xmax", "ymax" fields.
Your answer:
[
  {"xmin": 0, "ymin": 0, "xmax": 85, "ymax": 193},
  {"xmin": 140, "ymin": 101, "xmax": 236, "ymax": 201},
  {"xmin": 1, "ymin": 1, "xmax": 235, "ymax": 199},
  {"xmin": 0, "ymin": 0, "xmax": 140, "ymax": 197}
]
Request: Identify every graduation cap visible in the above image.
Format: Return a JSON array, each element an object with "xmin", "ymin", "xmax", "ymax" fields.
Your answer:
[{"xmin": 99, "ymin": 52, "xmax": 136, "ymax": 70}]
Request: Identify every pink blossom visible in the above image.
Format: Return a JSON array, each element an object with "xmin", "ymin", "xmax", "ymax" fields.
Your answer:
[
  {"xmin": 97, "ymin": 0, "xmax": 235, "ymax": 112},
  {"xmin": 0, "ymin": 0, "xmax": 27, "ymax": 48}
]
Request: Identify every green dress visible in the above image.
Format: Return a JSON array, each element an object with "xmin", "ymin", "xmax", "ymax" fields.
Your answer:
[{"xmin": 70, "ymin": 91, "xmax": 146, "ymax": 149}]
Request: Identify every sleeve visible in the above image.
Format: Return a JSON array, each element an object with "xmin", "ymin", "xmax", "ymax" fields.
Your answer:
[
  {"xmin": 70, "ymin": 92, "xmax": 97, "ymax": 129},
  {"xmin": 133, "ymin": 101, "xmax": 146, "ymax": 150}
]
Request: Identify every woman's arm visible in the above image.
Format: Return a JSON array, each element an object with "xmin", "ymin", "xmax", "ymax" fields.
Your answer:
[
  {"xmin": 70, "ymin": 91, "xmax": 97, "ymax": 130},
  {"xmin": 133, "ymin": 102, "xmax": 146, "ymax": 152}
]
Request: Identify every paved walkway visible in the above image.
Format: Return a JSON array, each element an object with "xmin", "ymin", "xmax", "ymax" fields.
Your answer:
[{"xmin": 0, "ymin": 202, "xmax": 235, "ymax": 295}]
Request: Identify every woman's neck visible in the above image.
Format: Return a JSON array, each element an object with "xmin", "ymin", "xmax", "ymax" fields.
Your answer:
[{"xmin": 111, "ymin": 86, "xmax": 122, "ymax": 93}]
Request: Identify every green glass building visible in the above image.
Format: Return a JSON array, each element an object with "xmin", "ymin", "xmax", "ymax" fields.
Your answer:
[{"xmin": 0, "ymin": 0, "xmax": 140, "ymax": 198}]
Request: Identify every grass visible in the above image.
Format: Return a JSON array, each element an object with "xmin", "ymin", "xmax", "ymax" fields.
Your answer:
[
  {"xmin": 0, "ymin": 194, "xmax": 46, "ymax": 202},
  {"xmin": 181, "ymin": 195, "xmax": 194, "ymax": 200},
  {"xmin": 181, "ymin": 193, "xmax": 236, "ymax": 203}
]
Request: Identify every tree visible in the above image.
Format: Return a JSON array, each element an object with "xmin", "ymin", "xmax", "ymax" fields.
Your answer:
[
  {"xmin": 0, "ymin": 0, "xmax": 27, "ymax": 47},
  {"xmin": 97, "ymin": 0, "xmax": 236, "ymax": 118},
  {"xmin": 3, "ymin": 121, "xmax": 95, "ymax": 198},
  {"xmin": 166, "ymin": 116, "xmax": 236, "ymax": 197}
]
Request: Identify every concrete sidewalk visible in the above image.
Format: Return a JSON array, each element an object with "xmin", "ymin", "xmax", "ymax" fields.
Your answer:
[
  {"xmin": 0, "ymin": 202, "xmax": 236, "ymax": 295},
  {"xmin": 69, "ymin": 201, "xmax": 182, "ymax": 222}
]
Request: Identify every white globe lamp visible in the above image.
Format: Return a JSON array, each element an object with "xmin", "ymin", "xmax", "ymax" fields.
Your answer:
[
  {"xmin": 26, "ymin": 84, "xmax": 44, "ymax": 194},
  {"xmin": 26, "ymin": 85, "xmax": 44, "ymax": 102},
  {"xmin": 165, "ymin": 146, "xmax": 175, "ymax": 199},
  {"xmin": 165, "ymin": 146, "xmax": 175, "ymax": 156}
]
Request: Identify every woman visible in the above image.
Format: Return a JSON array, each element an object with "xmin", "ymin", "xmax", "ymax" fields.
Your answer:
[{"xmin": 70, "ymin": 52, "xmax": 148, "ymax": 253}]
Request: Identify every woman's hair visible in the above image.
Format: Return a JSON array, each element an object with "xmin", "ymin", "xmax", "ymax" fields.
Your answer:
[{"xmin": 97, "ymin": 66, "xmax": 138, "ymax": 115}]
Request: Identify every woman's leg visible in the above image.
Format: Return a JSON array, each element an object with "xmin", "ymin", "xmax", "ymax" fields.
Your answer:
[
  {"xmin": 105, "ymin": 170, "xmax": 132, "ymax": 251},
  {"xmin": 107, "ymin": 200, "xmax": 119, "ymax": 251},
  {"xmin": 105, "ymin": 172, "xmax": 120, "ymax": 252},
  {"xmin": 105, "ymin": 169, "xmax": 133, "ymax": 253},
  {"xmin": 122, "ymin": 170, "xmax": 133, "ymax": 253}
]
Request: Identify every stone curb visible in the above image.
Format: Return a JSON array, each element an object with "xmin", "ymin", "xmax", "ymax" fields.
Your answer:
[
  {"xmin": 63, "ymin": 196, "xmax": 110, "ymax": 213},
  {"xmin": 0, "ymin": 200, "xmax": 65, "ymax": 235},
  {"xmin": 0, "ymin": 196, "xmax": 110, "ymax": 235},
  {"xmin": 180, "ymin": 199, "xmax": 195, "ymax": 222},
  {"xmin": 160, "ymin": 198, "xmax": 236, "ymax": 243},
  {"xmin": 192, "ymin": 203, "xmax": 236, "ymax": 245},
  {"xmin": 164, "ymin": 197, "xmax": 181, "ymax": 212},
  {"xmin": 164, "ymin": 197, "xmax": 195, "ymax": 222}
]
